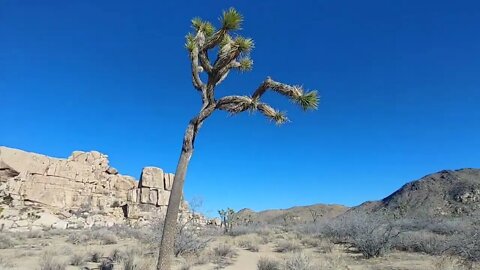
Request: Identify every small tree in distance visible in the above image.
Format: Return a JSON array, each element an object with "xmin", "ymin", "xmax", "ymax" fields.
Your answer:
[{"xmin": 156, "ymin": 8, "xmax": 319, "ymax": 269}]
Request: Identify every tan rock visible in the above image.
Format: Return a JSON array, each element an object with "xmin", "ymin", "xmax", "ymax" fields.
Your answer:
[
  {"xmin": 140, "ymin": 188, "xmax": 151, "ymax": 204},
  {"xmin": 0, "ymin": 146, "xmax": 51, "ymax": 175},
  {"xmin": 0, "ymin": 146, "xmax": 196, "ymax": 231},
  {"xmin": 33, "ymin": 213, "xmax": 60, "ymax": 228},
  {"xmin": 164, "ymin": 173, "xmax": 175, "ymax": 190},
  {"xmin": 140, "ymin": 167, "xmax": 164, "ymax": 189},
  {"xmin": 52, "ymin": 220, "xmax": 68, "ymax": 230},
  {"xmin": 106, "ymin": 167, "xmax": 118, "ymax": 175},
  {"xmin": 157, "ymin": 189, "xmax": 170, "ymax": 206}
]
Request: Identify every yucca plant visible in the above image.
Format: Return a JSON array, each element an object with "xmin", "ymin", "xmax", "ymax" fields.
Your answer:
[{"xmin": 156, "ymin": 7, "xmax": 319, "ymax": 269}]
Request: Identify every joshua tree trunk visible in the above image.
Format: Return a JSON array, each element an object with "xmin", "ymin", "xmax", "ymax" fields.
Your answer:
[
  {"xmin": 155, "ymin": 8, "xmax": 319, "ymax": 269},
  {"xmin": 156, "ymin": 106, "xmax": 214, "ymax": 270}
]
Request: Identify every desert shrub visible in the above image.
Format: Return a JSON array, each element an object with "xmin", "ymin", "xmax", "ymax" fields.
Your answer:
[
  {"xmin": 109, "ymin": 248, "xmax": 126, "ymax": 262},
  {"xmin": 39, "ymin": 252, "xmax": 66, "ymax": 270},
  {"xmin": 257, "ymin": 257, "xmax": 281, "ymax": 270},
  {"xmin": 240, "ymin": 240, "xmax": 259, "ymax": 252},
  {"xmin": 0, "ymin": 234, "xmax": 14, "ymax": 249},
  {"xmin": 334, "ymin": 213, "xmax": 402, "ymax": 258},
  {"xmin": 301, "ymin": 237, "xmax": 334, "ymax": 253},
  {"xmin": 228, "ymin": 224, "xmax": 270, "ymax": 236},
  {"xmin": 121, "ymin": 253, "xmax": 155, "ymax": 270},
  {"xmin": 450, "ymin": 230, "xmax": 480, "ymax": 262},
  {"xmin": 433, "ymin": 256, "xmax": 469, "ymax": 270},
  {"xmin": 236, "ymin": 234, "xmax": 261, "ymax": 252},
  {"xmin": 275, "ymin": 239, "xmax": 301, "ymax": 253},
  {"xmin": 393, "ymin": 230, "xmax": 451, "ymax": 256},
  {"xmin": 26, "ymin": 230, "xmax": 44, "ymax": 238},
  {"xmin": 67, "ymin": 232, "xmax": 91, "ymax": 245},
  {"xmin": 89, "ymin": 250, "xmax": 102, "ymax": 263},
  {"xmin": 414, "ymin": 232, "xmax": 446, "ymax": 255},
  {"xmin": 100, "ymin": 232, "xmax": 118, "ymax": 245},
  {"xmin": 284, "ymin": 253, "xmax": 315, "ymax": 270},
  {"xmin": 213, "ymin": 243, "xmax": 237, "ymax": 258},
  {"xmin": 427, "ymin": 219, "xmax": 470, "ymax": 236},
  {"xmin": 109, "ymin": 225, "xmax": 150, "ymax": 242},
  {"xmin": 174, "ymin": 226, "xmax": 210, "ymax": 257},
  {"xmin": 69, "ymin": 253, "xmax": 85, "ymax": 266},
  {"xmin": 43, "ymin": 228, "xmax": 68, "ymax": 237}
]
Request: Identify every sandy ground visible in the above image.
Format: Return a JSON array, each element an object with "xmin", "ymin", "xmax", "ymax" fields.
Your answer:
[{"xmin": 0, "ymin": 230, "xmax": 478, "ymax": 270}]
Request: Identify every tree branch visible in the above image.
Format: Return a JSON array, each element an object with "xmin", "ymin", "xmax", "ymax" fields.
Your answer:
[{"xmin": 198, "ymin": 50, "xmax": 213, "ymax": 74}]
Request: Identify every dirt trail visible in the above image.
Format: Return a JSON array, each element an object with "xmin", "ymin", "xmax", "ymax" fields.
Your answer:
[{"xmin": 224, "ymin": 249, "xmax": 260, "ymax": 270}]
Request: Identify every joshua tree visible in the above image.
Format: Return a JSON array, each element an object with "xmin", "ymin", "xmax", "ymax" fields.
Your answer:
[
  {"xmin": 308, "ymin": 207, "xmax": 323, "ymax": 223},
  {"xmin": 156, "ymin": 8, "xmax": 319, "ymax": 269},
  {"xmin": 218, "ymin": 208, "xmax": 237, "ymax": 233}
]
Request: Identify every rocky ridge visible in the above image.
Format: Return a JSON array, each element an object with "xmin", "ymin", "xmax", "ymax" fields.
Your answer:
[
  {"xmin": 0, "ymin": 146, "xmax": 195, "ymax": 232},
  {"xmin": 348, "ymin": 168, "xmax": 480, "ymax": 218}
]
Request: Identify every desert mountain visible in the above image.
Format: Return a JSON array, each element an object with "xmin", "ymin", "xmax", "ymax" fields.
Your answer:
[
  {"xmin": 349, "ymin": 168, "xmax": 480, "ymax": 218},
  {"xmin": 236, "ymin": 204, "xmax": 349, "ymax": 225}
]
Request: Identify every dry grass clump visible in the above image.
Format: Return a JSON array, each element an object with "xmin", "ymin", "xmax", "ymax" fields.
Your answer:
[
  {"xmin": 89, "ymin": 250, "xmax": 103, "ymax": 263},
  {"xmin": 69, "ymin": 252, "xmax": 86, "ymax": 266},
  {"xmin": 432, "ymin": 256, "xmax": 469, "ymax": 270},
  {"xmin": 26, "ymin": 230, "xmax": 44, "ymax": 238},
  {"xmin": 67, "ymin": 232, "xmax": 91, "ymax": 245},
  {"xmin": 300, "ymin": 237, "xmax": 334, "ymax": 253},
  {"xmin": 213, "ymin": 243, "xmax": 237, "ymax": 258},
  {"xmin": 236, "ymin": 234, "xmax": 261, "ymax": 252},
  {"xmin": 257, "ymin": 257, "xmax": 282, "ymax": 270},
  {"xmin": 120, "ymin": 253, "xmax": 155, "ymax": 270},
  {"xmin": 212, "ymin": 243, "xmax": 238, "ymax": 267},
  {"xmin": 317, "ymin": 254, "xmax": 350, "ymax": 270},
  {"xmin": 284, "ymin": 252, "xmax": 316, "ymax": 270},
  {"xmin": 275, "ymin": 239, "xmax": 302, "ymax": 253},
  {"xmin": 0, "ymin": 233, "xmax": 15, "ymax": 249},
  {"xmin": 39, "ymin": 251, "xmax": 67, "ymax": 270},
  {"xmin": 109, "ymin": 248, "xmax": 126, "ymax": 262},
  {"xmin": 100, "ymin": 232, "xmax": 118, "ymax": 245}
]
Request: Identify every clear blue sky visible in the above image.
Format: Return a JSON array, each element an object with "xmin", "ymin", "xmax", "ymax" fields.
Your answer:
[{"xmin": 1, "ymin": 0, "xmax": 479, "ymax": 216}]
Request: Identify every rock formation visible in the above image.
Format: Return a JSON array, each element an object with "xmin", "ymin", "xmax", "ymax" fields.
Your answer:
[{"xmin": 0, "ymin": 146, "xmax": 191, "ymax": 231}]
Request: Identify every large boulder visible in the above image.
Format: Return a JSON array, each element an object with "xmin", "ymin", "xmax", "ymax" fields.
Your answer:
[{"xmin": 139, "ymin": 167, "xmax": 164, "ymax": 189}]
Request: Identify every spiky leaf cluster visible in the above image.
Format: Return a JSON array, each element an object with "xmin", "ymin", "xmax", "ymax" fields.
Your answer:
[
  {"xmin": 185, "ymin": 33, "xmax": 195, "ymax": 52},
  {"xmin": 294, "ymin": 90, "xmax": 319, "ymax": 110},
  {"xmin": 221, "ymin": 8, "xmax": 243, "ymax": 30},
  {"xmin": 234, "ymin": 36, "xmax": 254, "ymax": 53},
  {"xmin": 238, "ymin": 57, "xmax": 253, "ymax": 71},
  {"xmin": 191, "ymin": 17, "xmax": 216, "ymax": 37}
]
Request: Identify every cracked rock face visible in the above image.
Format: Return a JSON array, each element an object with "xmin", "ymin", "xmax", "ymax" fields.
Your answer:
[{"xmin": 0, "ymin": 146, "xmax": 193, "ymax": 231}]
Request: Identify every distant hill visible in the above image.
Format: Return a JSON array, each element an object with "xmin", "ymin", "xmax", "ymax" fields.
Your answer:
[
  {"xmin": 349, "ymin": 168, "xmax": 480, "ymax": 218},
  {"xmin": 236, "ymin": 204, "xmax": 349, "ymax": 225},
  {"xmin": 240, "ymin": 169, "xmax": 480, "ymax": 224}
]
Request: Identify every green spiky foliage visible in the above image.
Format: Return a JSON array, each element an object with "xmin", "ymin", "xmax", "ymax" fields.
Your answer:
[
  {"xmin": 234, "ymin": 36, "xmax": 254, "ymax": 53},
  {"xmin": 221, "ymin": 8, "xmax": 243, "ymax": 30},
  {"xmin": 191, "ymin": 17, "xmax": 216, "ymax": 37},
  {"xmin": 295, "ymin": 90, "xmax": 319, "ymax": 111},
  {"xmin": 271, "ymin": 111, "xmax": 288, "ymax": 125},
  {"xmin": 185, "ymin": 33, "xmax": 195, "ymax": 52},
  {"xmin": 238, "ymin": 57, "xmax": 253, "ymax": 71}
]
